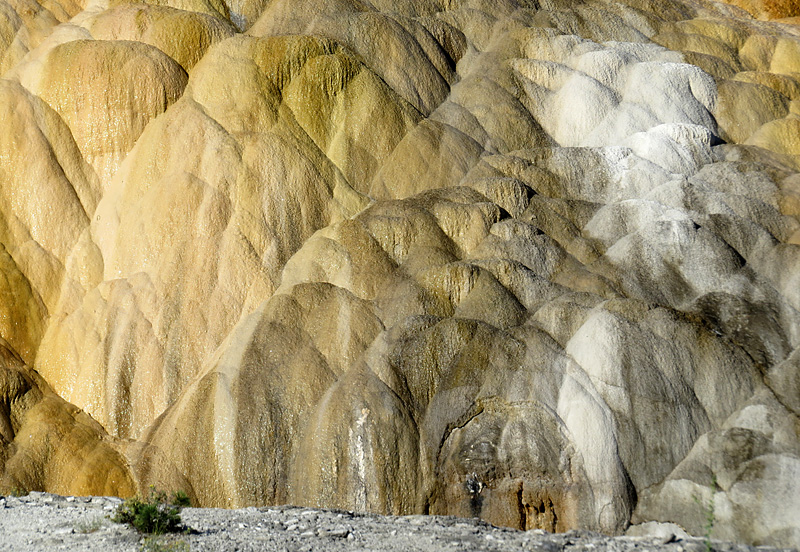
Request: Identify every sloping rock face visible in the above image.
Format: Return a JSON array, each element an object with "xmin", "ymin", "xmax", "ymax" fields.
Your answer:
[{"xmin": 1, "ymin": 0, "xmax": 800, "ymax": 547}]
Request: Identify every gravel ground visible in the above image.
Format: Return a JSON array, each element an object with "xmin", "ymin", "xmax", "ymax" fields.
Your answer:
[{"xmin": 0, "ymin": 492, "xmax": 795, "ymax": 552}]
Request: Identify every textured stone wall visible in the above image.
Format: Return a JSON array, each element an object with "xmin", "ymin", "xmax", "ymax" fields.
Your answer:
[{"xmin": 1, "ymin": 0, "xmax": 799, "ymax": 547}]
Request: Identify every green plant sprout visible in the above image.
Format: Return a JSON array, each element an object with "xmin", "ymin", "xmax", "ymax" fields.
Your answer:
[
  {"xmin": 112, "ymin": 487, "xmax": 191, "ymax": 535},
  {"xmin": 693, "ymin": 474, "xmax": 718, "ymax": 552}
]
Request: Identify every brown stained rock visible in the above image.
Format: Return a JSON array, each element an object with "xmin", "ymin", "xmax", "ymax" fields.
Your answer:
[
  {"xmin": 719, "ymin": 0, "xmax": 800, "ymax": 20},
  {"xmin": 83, "ymin": 5, "xmax": 237, "ymax": 72},
  {"xmin": 0, "ymin": 338, "xmax": 136, "ymax": 498},
  {"xmin": 28, "ymin": 39, "xmax": 189, "ymax": 187}
]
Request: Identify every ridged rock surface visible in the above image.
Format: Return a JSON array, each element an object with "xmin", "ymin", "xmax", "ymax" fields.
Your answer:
[{"xmin": 1, "ymin": 0, "xmax": 800, "ymax": 547}]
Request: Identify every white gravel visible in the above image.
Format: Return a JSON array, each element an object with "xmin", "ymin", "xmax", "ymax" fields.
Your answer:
[{"xmin": 0, "ymin": 492, "xmax": 794, "ymax": 552}]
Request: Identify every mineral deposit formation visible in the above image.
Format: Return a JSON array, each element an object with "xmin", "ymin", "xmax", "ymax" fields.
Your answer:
[{"xmin": 1, "ymin": 0, "xmax": 800, "ymax": 547}]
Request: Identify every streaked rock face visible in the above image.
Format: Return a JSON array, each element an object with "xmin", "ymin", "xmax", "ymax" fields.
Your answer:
[{"xmin": 1, "ymin": 0, "xmax": 799, "ymax": 546}]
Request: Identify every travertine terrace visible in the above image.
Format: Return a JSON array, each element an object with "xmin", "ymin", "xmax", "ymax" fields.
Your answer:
[{"xmin": 1, "ymin": 0, "xmax": 800, "ymax": 547}]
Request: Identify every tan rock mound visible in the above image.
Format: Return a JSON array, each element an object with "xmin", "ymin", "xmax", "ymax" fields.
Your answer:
[
  {"xmin": 21, "ymin": 39, "xmax": 188, "ymax": 186},
  {"xmin": 0, "ymin": 0, "xmax": 83, "ymax": 74},
  {"xmin": 82, "ymin": 4, "xmax": 236, "ymax": 71},
  {"xmin": 0, "ymin": 338, "xmax": 136, "ymax": 498},
  {"xmin": 0, "ymin": 78, "xmax": 98, "ymax": 319}
]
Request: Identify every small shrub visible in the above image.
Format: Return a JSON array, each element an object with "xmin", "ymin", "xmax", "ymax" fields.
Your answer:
[
  {"xmin": 9, "ymin": 486, "xmax": 28, "ymax": 497},
  {"xmin": 112, "ymin": 487, "xmax": 190, "ymax": 535},
  {"xmin": 171, "ymin": 490, "xmax": 191, "ymax": 508}
]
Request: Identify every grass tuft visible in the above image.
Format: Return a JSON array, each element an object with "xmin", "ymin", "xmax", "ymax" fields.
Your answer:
[
  {"xmin": 141, "ymin": 535, "xmax": 191, "ymax": 552},
  {"xmin": 74, "ymin": 515, "xmax": 106, "ymax": 533}
]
